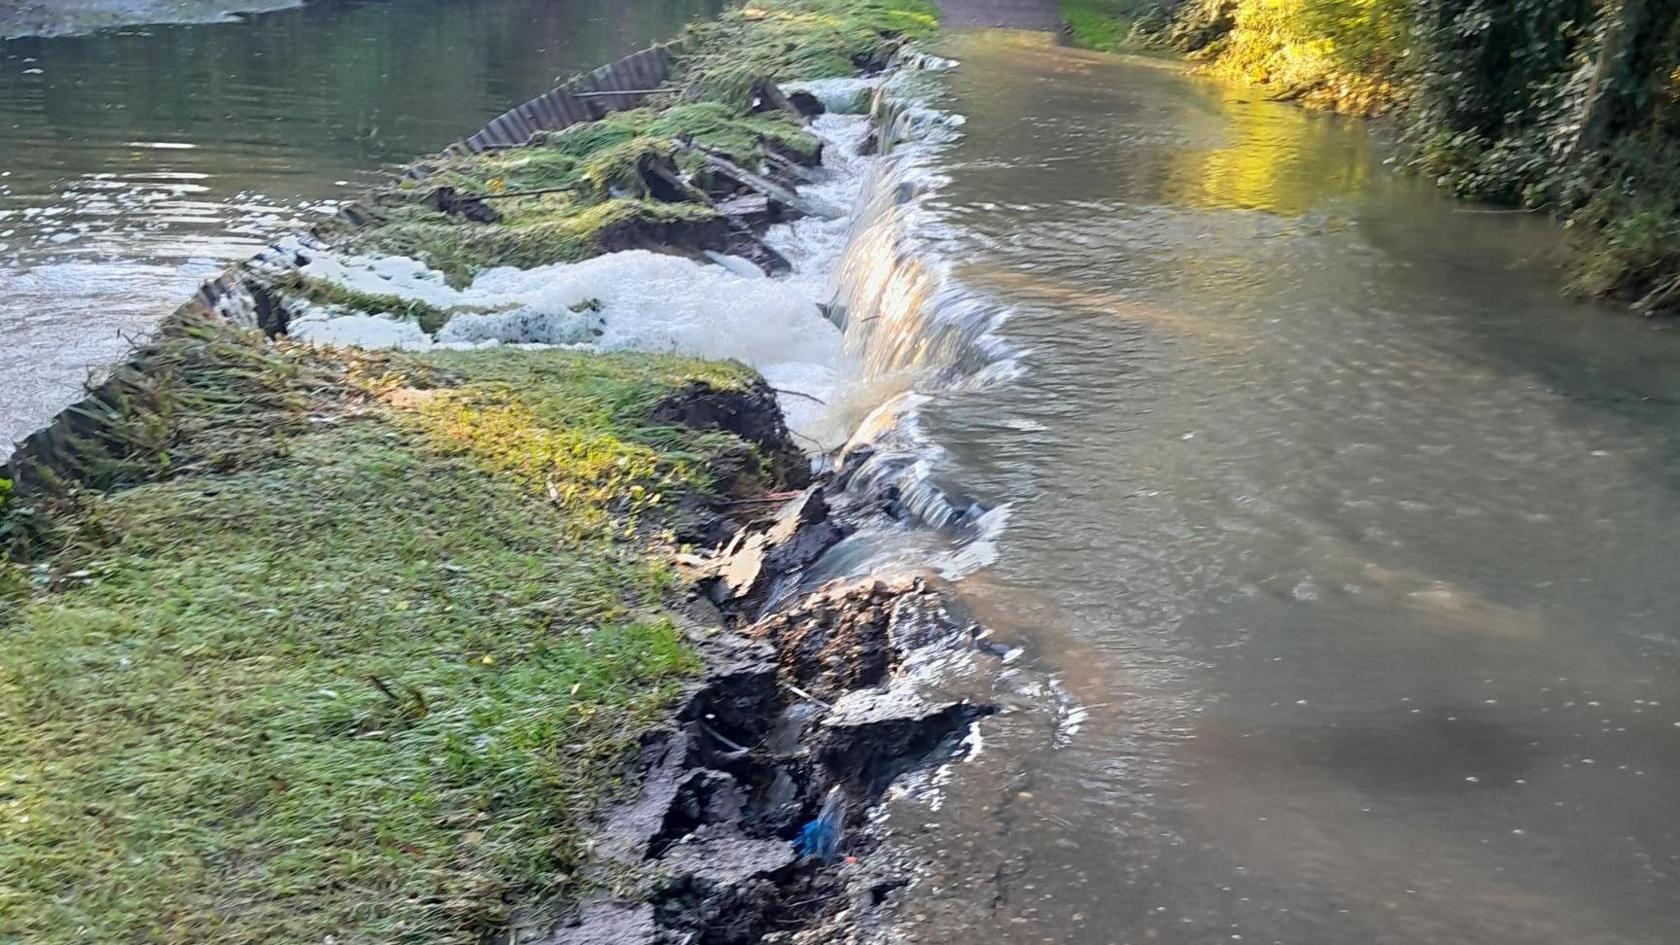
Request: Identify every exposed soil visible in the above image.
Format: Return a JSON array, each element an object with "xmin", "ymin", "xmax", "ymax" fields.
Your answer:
[{"xmin": 531, "ymin": 557, "xmax": 996, "ymax": 945}]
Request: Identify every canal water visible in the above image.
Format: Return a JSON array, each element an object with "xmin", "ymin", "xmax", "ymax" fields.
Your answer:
[
  {"xmin": 8, "ymin": 7, "xmax": 1680, "ymax": 942},
  {"xmin": 845, "ymin": 30, "xmax": 1680, "ymax": 945},
  {"xmin": 0, "ymin": 0, "xmax": 718, "ymax": 455}
]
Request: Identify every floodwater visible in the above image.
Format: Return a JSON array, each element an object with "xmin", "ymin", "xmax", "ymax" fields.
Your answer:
[
  {"xmin": 851, "ymin": 31, "xmax": 1680, "ymax": 945},
  {"xmin": 0, "ymin": 0, "xmax": 718, "ymax": 455}
]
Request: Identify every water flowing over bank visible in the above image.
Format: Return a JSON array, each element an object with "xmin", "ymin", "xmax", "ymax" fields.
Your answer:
[
  {"xmin": 0, "ymin": 0, "xmax": 720, "ymax": 456},
  {"xmin": 816, "ymin": 30, "xmax": 1680, "ymax": 945}
]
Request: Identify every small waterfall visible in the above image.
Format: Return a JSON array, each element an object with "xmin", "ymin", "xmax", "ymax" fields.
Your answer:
[{"xmin": 808, "ymin": 70, "xmax": 1013, "ymax": 538}]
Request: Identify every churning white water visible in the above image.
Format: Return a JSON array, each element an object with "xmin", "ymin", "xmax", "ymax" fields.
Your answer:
[{"xmin": 277, "ymin": 60, "xmax": 1006, "ymax": 463}]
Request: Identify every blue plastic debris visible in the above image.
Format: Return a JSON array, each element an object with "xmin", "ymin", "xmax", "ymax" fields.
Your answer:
[{"xmin": 793, "ymin": 787, "xmax": 845, "ymax": 861}]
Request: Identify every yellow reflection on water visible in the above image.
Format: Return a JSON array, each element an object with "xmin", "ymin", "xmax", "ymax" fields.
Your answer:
[{"xmin": 1160, "ymin": 87, "xmax": 1371, "ymax": 215}]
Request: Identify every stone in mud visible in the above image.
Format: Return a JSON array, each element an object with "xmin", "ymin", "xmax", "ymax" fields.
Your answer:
[
  {"xmin": 711, "ymin": 488, "xmax": 849, "ymax": 614},
  {"xmin": 658, "ymin": 831, "xmax": 799, "ymax": 888},
  {"xmin": 787, "ymin": 90, "xmax": 827, "ymax": 119},
  {"xmin": 721, "ymin": 227, "xmax": 795, "ymax": 277},
  {"xmin": 715, "ymin": 193, "xmax": 787, "ymax": 229},
  {"xmin": 597, "ymin": 730, "xmax": 699, "ymax": 863},
  {"xmin": 581, "ymin": 212, "xmax": 790, "ymax": 276},
  {"xmin": 682, "ymin": 633, "xmax": 780, "ymax": 741},
  {"xmin": 534, "ymin": 902, "xmax": 669, "ymax": 945},
  {"xmin": 427, "ymin": 185, "xmax": 501, "ymax": 223},
  {"xmin": 745, "ymin": 577, "xmax": 979, "ymax": 700},
  {"xmin": 745, "ymin": 578, "xmax": 911, "ymax": 699},
  {"xmin": 749, "ymin": 78, "xmax": 805, "ymax": 122},
  {"xmin": 817, "ymin": 691, "xmax": 990, "ymax": 796}
]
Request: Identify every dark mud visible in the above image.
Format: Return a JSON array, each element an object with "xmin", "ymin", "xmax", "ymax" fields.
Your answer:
[{"xmin": 532, "ymin": 471, "xmax": 999, "ymax": 945}]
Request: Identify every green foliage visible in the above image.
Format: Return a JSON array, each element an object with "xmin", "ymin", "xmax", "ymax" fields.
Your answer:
[
  {"xmin": 675, "ymin": 0, "xmax": 940, "ymax": 105},
  {"xmin": 1060, "ymin": 0, "xmax": 1166, "ymax": 52},
  {"xmin": 1184, "ymin": 0, "xmax": 1408, "ymax": 110},
  {"xmin": 358, "ymin": 198, "xmax": 721, "ymax": 287},
  {"xmin": 1112, "ymin": 0, "xmax": 1680, "ymax": 311},
  {"xmin": 0, "ymin": 334, "xmax": 781, "ymax": 945}
]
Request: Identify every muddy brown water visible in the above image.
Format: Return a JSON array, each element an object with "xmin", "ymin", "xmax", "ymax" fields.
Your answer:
[
  {"xmin": 0, "ymin": 0, "xmax": 719, "ymax": 456},
  {"xmin": 856, "ymin": 30, "xmax": 1680, "ymax": 945}
]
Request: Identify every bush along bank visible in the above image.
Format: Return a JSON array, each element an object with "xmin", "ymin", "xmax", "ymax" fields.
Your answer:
[
  {"xmin": 1, "ymin": 2, "xmax": 1003, "ymax": 944},
  {"xmin": 1061, "ymin": 0, "xmax": 1680, "ymax": 315}
]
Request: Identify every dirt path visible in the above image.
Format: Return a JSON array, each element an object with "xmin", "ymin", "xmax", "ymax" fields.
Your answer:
[{"xmin": 935, "ymin": 0, "xmax": 1062, "ymax": 30}]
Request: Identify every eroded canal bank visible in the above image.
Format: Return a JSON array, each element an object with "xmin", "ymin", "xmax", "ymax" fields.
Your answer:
[
  {"xmin": 8, "ymin": 3, "xmax": 1680, "ymax": 945},
  {"xmin": 3, "ymin": 3, "xmax": 1014, "ymax": 943}
]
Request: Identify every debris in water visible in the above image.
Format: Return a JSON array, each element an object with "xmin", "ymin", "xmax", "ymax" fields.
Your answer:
[{"xmin": 794, "ymin": 787, "xmax": 846, "ymax": 861}]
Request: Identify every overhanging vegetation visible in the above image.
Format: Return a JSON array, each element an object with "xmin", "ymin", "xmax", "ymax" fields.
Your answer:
[{"xmin": 1062, "ymin": 0, "xmax": 1680, "ymax": 314}]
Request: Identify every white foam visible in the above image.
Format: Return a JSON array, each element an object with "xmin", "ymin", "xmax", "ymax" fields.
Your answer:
[
  {"xmin": 288, "ymin": 312, "xmax": 433, "ymax": 350},
  {"xmin": 781, "ymin": 77, "xmax": 879, "ymax": 114},
  {"xmin": 282, "ymin": 247, "xmax": 850, "ymax": 442},
  {"xmin": 271, "ymin": 62, "xmax": 971, "ymax": 462}
]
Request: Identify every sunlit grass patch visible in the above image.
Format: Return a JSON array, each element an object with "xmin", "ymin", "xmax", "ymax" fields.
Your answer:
[{"xmin": 405, "ymin": 349, "xmax": 762, "ymax": 529}]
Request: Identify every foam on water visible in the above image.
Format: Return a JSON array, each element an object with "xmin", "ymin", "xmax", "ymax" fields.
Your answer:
[
  {"xmin": 276, "ymin": 55, "xmax": 1011, "ymax": 539},
  {"xmin": 270, "ymin": 102, "xmax": 953, "ymax": 450},
  {"xmin": 289, "ymin": 311, "xmax": 434, "ymax": 350},
  {"xmin": 279, "ymin": 244, "xmax": 850, "ymax": 440}
]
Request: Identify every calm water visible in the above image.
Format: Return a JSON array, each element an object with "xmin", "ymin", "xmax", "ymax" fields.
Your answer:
[
  {"xmin": 0, "ymin": 0, "xmax": 718, "ymax": 454},
  {"xmin": 866, "ymin": 31, "xmax": 1680, "ymax": 945}
]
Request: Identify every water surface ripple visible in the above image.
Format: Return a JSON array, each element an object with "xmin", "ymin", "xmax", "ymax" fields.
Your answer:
[{"xmin": 879, "ymin": 31, "xmax": 1680, "ymax": 945}]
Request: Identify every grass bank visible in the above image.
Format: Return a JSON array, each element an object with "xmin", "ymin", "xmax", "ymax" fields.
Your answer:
[
  {"xmin": 1060, "ymin": 0, "xmax": 1680, "ymax": 315},
  {"xmin": 1, "ymin": 1, "xmax": 943, "ymax": 941},
  {"xmin": 0, "ymin": 320, "xmax": 775, "ymax": 945}
]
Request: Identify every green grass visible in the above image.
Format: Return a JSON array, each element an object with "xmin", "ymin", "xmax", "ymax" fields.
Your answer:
[
  {"xmin": 332, "ymin": 0, "xmax": 939, "ymax": 284},
  {"xmin": 0, "ymin": 329, "xmax": 779, "ymax": 945},
  {"xmin": 1060, "ymin": 0, "xmax": 1153, "ymax": 52},
  {"xmin": 401, "ymin": 103, "xmax": 819, "ymax": 202},
  {"xmin": 0, "ymin": 0, "xmax": 934, "ymax": 937},
  {"xmin": 354, "ymin": 103, "xmax": 819, "ymax": 284},
  {"xmin": 352, "ymin": 198, "xmax": 721, "ymax": 287},
  {"xmin": 674, "ymin": 0, "xmax": 939, "ymax": 105}
]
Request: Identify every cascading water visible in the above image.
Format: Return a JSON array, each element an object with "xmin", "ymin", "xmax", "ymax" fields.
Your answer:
[
  {"xmin": 250, "ymin": 53, "xmax": 1015, "ymax": 562},
  {"xmin": 797, "ymin": 64, "xmax": 1018, "ymax": 554}
]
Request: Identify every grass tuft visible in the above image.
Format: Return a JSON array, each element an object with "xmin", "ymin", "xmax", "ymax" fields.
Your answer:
[{"xmin": 675, "ymin": 0, "xmax": 939, "ymax": 106}]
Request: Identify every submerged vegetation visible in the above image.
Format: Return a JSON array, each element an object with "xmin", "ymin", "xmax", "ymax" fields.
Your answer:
[
  {"xmin": 2, "ymin": 1, "xmax": 942, "ymax": 942},
  {"xmin": 1063, "ymin": 0, "xmax": 1680, "ymax": 313}
]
